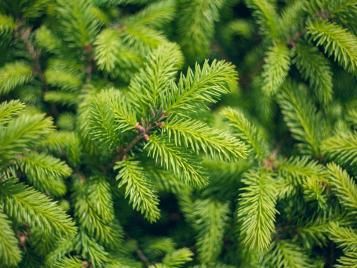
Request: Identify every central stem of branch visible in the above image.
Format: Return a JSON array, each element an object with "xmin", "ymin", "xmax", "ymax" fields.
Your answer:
[
  {"xmin": 83, "ymin": 44, "xmax": 94, "ymax": 83},
  {"xmin": 15, "ymin": 21, "xmax": 58, "ymax": 117},
  {"xmin": 114, "ymin": 111, "xmax": 166, "ymax": 162},
  {"xmin": 116, "ymin": 133, "xmax": 145, "ymax": 161},
  {"xmin": 16, "ymin": 23, "xmax": 47, "ymax": 91}
]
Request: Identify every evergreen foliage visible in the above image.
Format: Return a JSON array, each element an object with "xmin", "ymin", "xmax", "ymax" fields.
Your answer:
[{"xmin": 0, "ymin": 0, "xmax": 356, "ymax": 267}]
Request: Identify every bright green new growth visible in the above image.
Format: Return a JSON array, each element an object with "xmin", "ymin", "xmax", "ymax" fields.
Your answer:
[
  {"xmin": 322, "ymin": 132, "xmax": 357, "ymax": 167},
  {"xmin": 327, "ymin": 163, "xmax": 357, "ymax": 212},
  {"xmin": 0, "ymin": 100, "xmax": 25, "ymax": 124},
  {"xmin": 115, "ymin": 159, "xmax": 160, "ymax": 222},
  {"xmin": 163, "ymin": 60, "xmax": 238, "ymax": 114},
  {"xmin": 294, "ymin": 44, "xmax": 333, "ymax": 104},
  {"xmin": 246, "ymin": 0, "xmax": 279, "ymax": 39},
  {"xmin": 264, "ymin": 241, "xmax": 313, "ymax": 268},
  {"xmin": 328, "ymin": 223, "xmax": 357, "ymax": 252},
  {"xmin": 192, "ymin": 199, "xmax": 229, "ymax": 264},
  {"xmin": 0, "ymin": 0, "xmax": 356, "ymax": 267},
  {"xmin": 0, "ymin": 62, "xmax": 33, "ymax": 96},
  {"xmin": 0, "ymin": 100, "xmax": 75, "ymax": 266},
  {"xmin": 177, "ymin": 0, "xmax": 224, "ymax": 62},
  {"xmin": 277, "ymin": 82, "xmax": 323, "ymax": 155},
  {"xmin": 16, "ymin": 152, "xmax": 71, "ymax": 196},
  {"xmin": 307, "ymin": 20, "xmax": 357, "ymax": 73},
  {"xmin": 0, "ymin": 14, "xmax": 15, "ymax": 35},
  {"xmin": 128, "ymin": 42, "xmax": 184, "ymax": 111},
  {"xmin": 163, "ymin": 118, "xmax": 247, "ymax": 161},
  {"xmin": 74, "ymin": 176, "xmax": 123, "ymax": 248},
  {"xmin": 0, "ymin": 113, "xmax": 53, "ymax": 164},
  {"xmin": 145, "ymin": 135, "xmax": 208, "ymax": 188},
  {"xmin": 336, "ymin": 251, "xmax": 357, "ymax": 268},
  {"xmin": 161, "ymin": 248, "xmax": 193, "ymax": 268},
  {"xmin": 221, "ymin": 107, "xmax": 268, "ymax": 159},
  {"xmin": 0, "ymin": 180, "xmax": 75, "ymax": 236},
  {"xmin": 0, "ymin": 210, "xmax": 21, "ymax": 266},
  {"xmin": 237, "ymin": 169, "xmax": 278, "ymax": 252},
  {"xmin": 262, "ymin": 43, "xmax": 291, "ymax": 95},
  {"xmin": 277, "ymin": 156, "xmax": 327, "ymax": 197}
]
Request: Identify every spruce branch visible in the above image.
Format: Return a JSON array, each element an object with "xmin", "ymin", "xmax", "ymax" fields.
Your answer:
[
  {"xmin": 245, "ymin": 0, "xmax": 279, "ymax": 39},
  {"xmin": 307, "ymin": 20, "xmax": 357, "ymax": 73},
  {"xmin": 280, "ymin": 0, "xmax": 305, "ymax": 40},
  {"xmin": 94, "ymin": 28, "xmax": 141, "ymax": 75},
  {"xmin": 16, "ymin": 151, "xmax": 71, "ymax": 197},
  {"xmin": 327, "ymin": 163, "xmax": 357, "ymax": 212},
  {"xmin": 0, "ymin": 100, "xmax": 25, "ymax": 124},
  {"xmin": 335, "ymin": 251, "xmax": 357, "ymax": 268},
  {"xmin": 0, "ymin": 209, "xmax": 21, "ymax": 267},
  {"xmin": 0, "ymin": 180, "xmax": 76, "ymax": 237},
  {"xmin": 44, "ymin": 59, "xmax": 82, "ymax": 91},
  {"xmin": 294, "ymin": 43, "xmax": 333, "ymax": 104},
  {"xmin": 74, "ymin": 176, "xmax": 122, "ymax": 246},
  {"xmin": 118, "ymin": 24, "xmax": 169, "ymax": 54},
  {"xmin": 39, "ymin": 131, "xmax": 81, "ymax": 166},
  {"xmin": 192, "ymin": 199, "xmax": 229, "ymax": 264},
  {"xmin": 115, "ymin": 132, "xmax": 145, "ymax": 162},
  {"xmin": 114, "ymin": 159, "xmax": 160, "ymax": 222},
  {"xmin": 127, "ymin": 42, "xmax": 183, "ymax": 113},
  {"xmin": 264, "ymin": 240, "xmax": 313, "ymax": 268},
  {"xmin": 277, "ymin": 156, "xmax": 326, "ymax": 181},
  {"xmin": 34, "ymin": 25, "xmax": 62, "ymax": 54},
  {"xmin": 82, "ymin": 89, "xmax": 137, "ymax": 152},
  {"xmin": 0, "ymin": 14, "xmax": 15, "ymax": 36},
  {"xmin": 261, "ymin": 42, "xmax": 291, "ymax": 95},
  {"xmin": 124, "ymin": 0, "xmax": 176, "ymax": 29},
  {"xmin": 0, "ymin": 62, "xmax": 33, "ymax": 96},
  {"xmin": 237, "ymin": 169, "xmax": 279, "ymax": 252},
  {"xmin": 177, "ymin": 0, "xmax": 224, "ymax": 61},
  {"xmin": 277, "ymin": 81, "xmax": 324, "ymax": 156},
  {"xmin": 162, "ymin": 248, "xmax": 193, "ymax": 267},
  {"xmin": 0, "ymin": 1, "xmax": 356, "ymax": 266},
  {"xmin": 0, "ymin": 113, "xmax": 54, "ymax": 165},
  {"xmin": 75, "ymin": 230, "xmax": 110, "ymax": 266},
  {"xmin": 163, "ymin": 117, "xmax": 247, "ymax": 161},
  {"xmin": 145, "ymin": 135, "xmax": 207, "ymax": 187},
  {"xmin": 56, "ymin": 0, "xmax": 100, "ymax": 49},
  {"xmin": 53, "ymin": 257, "xmax": 85, "ymax": 268},
  {"xmin": 321, "ymin": 132, "xmax": 357, "ymax": 167},
  {"xmin": 163, "ymin": 60, "xmax": 238, "ymax": 114},
  {"xmin": 221, "ymin": 107, "xmax": 268, "ymax": 159},
  {"xmin": 328, "ymin": 222, "xmax": 357, "ymax": 252},
  {"xmin": 295, "ymin": 213, "xmax": 340, "ymax": 249}
]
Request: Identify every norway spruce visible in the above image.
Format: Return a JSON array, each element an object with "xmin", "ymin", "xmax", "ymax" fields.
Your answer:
[{"xmin": 0, "ymin": 0, "xmax": 356, "ymax": 267}]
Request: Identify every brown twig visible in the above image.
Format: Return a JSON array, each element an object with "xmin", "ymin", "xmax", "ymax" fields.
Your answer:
[
  {"xmin": 17, "ymin": 231, "xmax": 28, "ymax": 248},
  {"xmin": 287, "ymin": 30, "xmax": 305, "ymax": 49},
  {"xmin": 287, "ymin": 10, "xmax": 331, "ymax": 49},
  {"xmin": 114, "ymin": 121, "xmax": 152, "ymax": 162},
  {"xmin": 115, "ymin": 133, "xmax": 145, "ymax": 162},
  {"xmin": 136, "ymin": 248, "xmax": 150, "ymax": 267},
  {"xmin": 15, "ymin": 23, "xmax": 48, "ymax": 91},
  {"xmin": 15, "ymin": 22, "xmax": 59, "ymax": 116},
  {"xmin": 263, "ymin": 144, "xmax": 281, "ymax": 171},
  {"xmin": 114, "ymin": 111, "xmax": 166, "ymax": 163},
  {"xmin": 81, "ymin": 260, "xmax": 90, "ymax": 268},
  {"xmin": 83, "ymin": 44, "xmax": 95, "ymax": 83}
]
